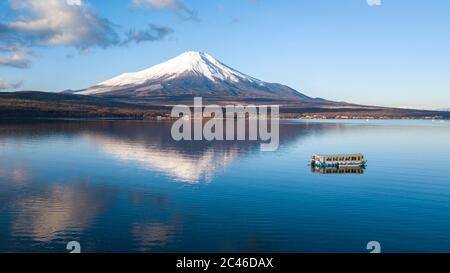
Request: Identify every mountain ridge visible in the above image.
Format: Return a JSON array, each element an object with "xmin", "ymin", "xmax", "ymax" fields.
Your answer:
[{"xmin": 75, "ymin": 51, "xmax": 319, "ymax": 103}]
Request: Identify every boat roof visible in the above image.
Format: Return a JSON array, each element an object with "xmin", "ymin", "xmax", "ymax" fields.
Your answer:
[{"xmin": 314, "ymin": 154, "xmax": 364, "ymax": 157}]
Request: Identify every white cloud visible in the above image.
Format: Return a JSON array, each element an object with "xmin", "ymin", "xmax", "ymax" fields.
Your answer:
[
  {"xmin": 124, "ymin": 24, "xmax": 174, "ymax": 44},
  {"xmin": 367, "ymin": 0, "xmax": 382, "ymax": 6},
  {"xmin": 132, "ymin": 0, "xmax": 198, "ymax": 21},
  {"xmin": 0, "ymin": 0, "xmax": 173, "ymax": 68},
  {"xmin": 4, "ymin": 0, "xmax": 119, "ymax": 49},
  {"xmin": 132, "ymin": 0, "xmax": 179, "ymax": 9},
  {"xmin": 66, "ymin": 0, "xmax": 82, "ymax": 5},
  {"xmin": 0, "ymin": 45, "xmax": 31, "ymax": 68},
  {"xmin": 0, "ymin": 79, "xmax": 23, "ymax": 90}
]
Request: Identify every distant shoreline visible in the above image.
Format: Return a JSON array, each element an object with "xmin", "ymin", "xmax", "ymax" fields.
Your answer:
[
  {"xmin": 1, "ymin": 116, "xmax": 448, "ymax": 122},
  {"xmin": 1, "ymin": 91, "xmax": 449, "ymax": 120}
]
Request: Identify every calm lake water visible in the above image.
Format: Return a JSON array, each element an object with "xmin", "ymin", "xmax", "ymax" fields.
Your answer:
[{"xmin": 0, "ymin": 119, "xmax": 449, "ymax": 253}]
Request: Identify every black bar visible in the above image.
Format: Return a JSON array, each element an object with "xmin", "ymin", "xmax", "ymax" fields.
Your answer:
[{"xmin": 0, "ymin": 253, "xmax": 446, "ymax": 272}]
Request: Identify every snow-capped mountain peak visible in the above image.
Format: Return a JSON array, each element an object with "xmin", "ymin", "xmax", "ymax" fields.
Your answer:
[
  {"xmin": 96, "ymin": 51, "xmax": 260, "ymax": 88},
  {"xmin": 77, "ymin": 51, "xmax": 311, "ymax": 102}
]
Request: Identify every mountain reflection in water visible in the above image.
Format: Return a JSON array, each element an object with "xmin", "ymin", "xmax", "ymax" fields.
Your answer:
[
  {"xmin": 1, "ymin": 119, "xmax": 449, "ymax": 252},
  {"xmin": 0, "ymin": 120, "xmax": 321, "ymax": 184}
]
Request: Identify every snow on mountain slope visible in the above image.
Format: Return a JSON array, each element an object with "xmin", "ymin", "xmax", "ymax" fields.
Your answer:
[
  {"xmin": 80, "ymin": 52, "xmax": 262, "ymax": 95},
  {"xmin": 76, "ymin": 51, "xmax": 314, "ymax": 102}
]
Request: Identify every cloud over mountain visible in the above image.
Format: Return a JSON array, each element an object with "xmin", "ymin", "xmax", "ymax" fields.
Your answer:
[
  {"xmin": 132, "ymin": 0, "xmax": 199, "ymax": 21},
  {"xmin": 124, "ymin": 24, "xmax": 174, "ymax": 44},
  {"xmin": 0, "ymin": 0, "xmax": 173, "ymax": 69},
  {"xmin": 3, "ymin": 0, "xmax": 120, "ymax": 49}
]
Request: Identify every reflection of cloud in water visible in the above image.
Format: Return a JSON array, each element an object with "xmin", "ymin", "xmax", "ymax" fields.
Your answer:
[
  {"xmin": 132, "ymin": 222, "xmax": 177, "ymax": 251},
  {"xmin": 87, "ymin": 136, "xmax": 241, "ymax": 183},
  {"xmin": 12, "ymin": 183, "xmax": 108, "ymax": 242},
  {"xmin": 0, "ymin": 162, "xmax": 31, "ymax": 187},
  {"xmin": 12, "ymin": 168, "xmax": 29, "ymax": 184}
]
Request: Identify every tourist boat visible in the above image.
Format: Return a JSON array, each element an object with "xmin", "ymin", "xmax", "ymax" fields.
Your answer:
[
  {"xmin": 311, "ymin": 166, "xmax": 365, "ymax": 175},
  {"xmin": 311, "ymin": 154, "xmax": 367, "ymax": 168}
]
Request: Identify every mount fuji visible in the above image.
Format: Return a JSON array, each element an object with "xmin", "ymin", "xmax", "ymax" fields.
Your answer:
[
  {"xmin": 4, "ymin": 52, "xmax": 448, "ymax": 119},
  {"xmin": 76, "ymin": 51, "xmax": 324, "ymax": 104}
]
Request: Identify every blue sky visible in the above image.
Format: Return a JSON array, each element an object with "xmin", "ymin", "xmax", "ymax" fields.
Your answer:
[{"xmin": 0, "ymin": 0, "xmax": 449, "ymax": 109}]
